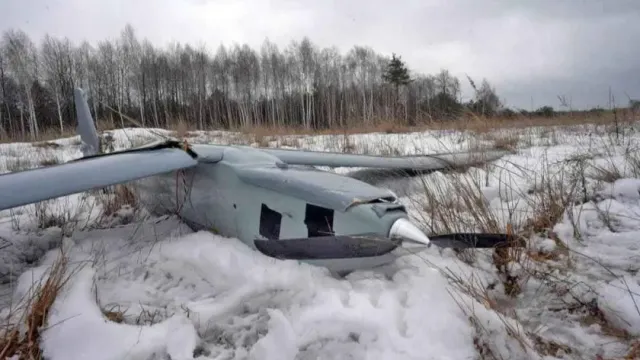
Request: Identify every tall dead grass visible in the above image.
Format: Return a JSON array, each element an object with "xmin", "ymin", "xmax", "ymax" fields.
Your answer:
[
  {"xmin": 0, "ymin": 173, "xmax": 141, "ymax": 358},
  {"xmin": 95, "ymin": 185, "xmax": 138, "ymax": 221},
  {"xmin": 411, "ymin": 123, "xmax": 640, "ymax": 359},
  {"xmin": 223, "ymin": 111, "xmax": 635, "ymax": 142},
  {"xmin": 1, "ymin": 109, "xmax": 635, "ymax": 145},
  {"xmin": 0, "ymin": 251, "xmax": 76, "ymax": 359}
]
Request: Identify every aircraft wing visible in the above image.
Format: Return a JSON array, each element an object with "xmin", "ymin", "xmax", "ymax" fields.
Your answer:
[
  {"xmin": 257, "ymin": 147, "xmax": 509, "ymax": 170},
  {"xmin": 0, "ymin": 144, "xmax": 198, "ymax": 211}
]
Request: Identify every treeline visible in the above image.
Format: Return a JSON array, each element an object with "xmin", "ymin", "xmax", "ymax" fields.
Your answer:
[{"xmin": 2, "ymin": 24, "xmax": 510, "ymax": 140}]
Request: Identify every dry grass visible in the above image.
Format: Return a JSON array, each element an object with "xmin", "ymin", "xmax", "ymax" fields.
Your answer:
[
  {"xmin": 530, "ymin": 333, "xmax": 574, "ymax": 358},
  {"xmin": 236, "ymin": 119, "xmax": 413, "ymax": 138},
  {"xmin": 480, "ymin": 132, "xmax": 521, "ymax": 152},
  {"xmin": 409, "ymin": 173, "xmax": 500, "ymax": 235},
  {"xmin": 392, "ymin": 119, "xmax": 640, "ymax": 358},
  {"xmin": 90, "ymin": 130, "xmax": 640, "ymax": 359},
  {"xmin": 1, "ymin": 110, "xmax": 633, "ymax": 145},
  {"xmin": 37, "ymin": 156, "xmax": 61, "ymax": 167},
  {"xmin": 100, "ymin": 302, "xmax": 170, "ymax": 327},
  {"xmin": 623, "ymin": 341, "xmax": 640, "ymax": 360},
  {"xmin": 26, "ymin": 196, "xmax": 97, "ymax": 235},
  {"xmin": 5, "ymin": 157, "xmax": 32, "ymax": 172},
  {"xmin": 102, "ymin": 306, "xmax": 126, "ymax": 324},
  {"xmin": 0, "ymin": 181, "xmax": 139, "ymax": 357},
  {"xmin": 523, "ymin": 159, "xmax": 582, "ymax": 235},
  {"xmin": 0, "ymin": 180, "xmax": 138, "ymax": 358},
  {"xmin": 0, "ymin": 252, "xmax": 74, "ymax": 359},
  {"xmin": 228, "ymin": 113, "xmax": 617, "ymax": 140},
  {"xmin": 170, "ymin": 119, "xmax": 192, "ymax": 139},
  {"xmin": 31, "ymin": 141, "xmax": 62, "ymax": 150},
  {"xmin": 444, "ymin": 272, "xmax": 535, "ymax": 360},
  {"xmin": 97, "ymin": 184, "xmax": 137, "ymax": 218},
  {"xmin": 0, "ymin": 127, "xmax": 71, "ymax": 145}
]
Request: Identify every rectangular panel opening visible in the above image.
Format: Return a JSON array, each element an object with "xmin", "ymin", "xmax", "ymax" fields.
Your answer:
[
  {"xmin": 305, "ymin": 204, "xmax": 334, "ymax": 237},
  {"xmin": 260, "ymin": 204, "xmax": 282, "ymax": 240}
]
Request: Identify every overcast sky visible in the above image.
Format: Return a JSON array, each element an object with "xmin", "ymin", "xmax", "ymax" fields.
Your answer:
[{"xmin": 1, "ymin": 0, "xmax": 639, "ymax": 109}]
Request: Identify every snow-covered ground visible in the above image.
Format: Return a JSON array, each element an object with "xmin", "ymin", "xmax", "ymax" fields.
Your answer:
[{"xmin": 1, "ymin": 122, "xmax": 640, "ymax": 359}]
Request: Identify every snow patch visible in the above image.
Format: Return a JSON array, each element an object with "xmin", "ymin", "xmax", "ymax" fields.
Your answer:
[
  {"xmin": 599, "ymin": 275, "xmax": 640, "ymax": 336},
  {"xmin": 3, "ymin": 125, "xmax": 640, "ymax": 359},
  {"xmin": 40, "ymin": 265, "xmax": 199, "ymax": 360}
]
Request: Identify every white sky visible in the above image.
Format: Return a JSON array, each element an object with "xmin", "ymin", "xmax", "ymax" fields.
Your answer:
[{"xmin": 1, "ymin": 0, "xmax": 639, "ymax": 109}]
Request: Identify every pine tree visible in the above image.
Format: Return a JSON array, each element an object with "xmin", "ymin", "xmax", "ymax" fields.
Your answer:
[
  {"xmin": 382, "ymin": 53, "xmax": 411, "ymax": 119},
  {"xmin": 383, "ymin": 53, "xmax": 411, "ymax": 87}
]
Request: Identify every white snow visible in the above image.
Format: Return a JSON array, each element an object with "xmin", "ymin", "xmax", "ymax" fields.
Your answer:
[
  {"xmin": 41, "ymin": 265, "xmax": 199, "ymax": 360},
  {"xmin": 1, "ymin": 122, "xmax": 640, "ymax": 359}
]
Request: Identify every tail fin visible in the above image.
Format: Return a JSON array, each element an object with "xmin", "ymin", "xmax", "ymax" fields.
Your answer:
[{"xmin": 74, "ymin": 87, "xmax": 100, "ymax": 156}]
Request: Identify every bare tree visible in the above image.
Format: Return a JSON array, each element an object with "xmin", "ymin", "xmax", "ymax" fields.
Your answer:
[
  {"xmin": 0, "ymin": 23, "xmax": 493, "ymax": 139},
  {"xmin": 2, "ymin": 29, "xmax": 40, "ymax": 139},
  {"xmin": 40, "ymin": 35, "xmax": 75, "ymax": 134}
]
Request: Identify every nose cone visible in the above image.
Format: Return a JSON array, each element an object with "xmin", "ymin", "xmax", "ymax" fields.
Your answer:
[{"xmin": 389, "ymin": 218, "xmax": 431, "ymax": 248}]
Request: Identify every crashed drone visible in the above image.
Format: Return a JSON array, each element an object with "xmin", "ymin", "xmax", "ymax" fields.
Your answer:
[{"xmin": 0, "ymin": 88, "xmax": 519, "ymax": 274}]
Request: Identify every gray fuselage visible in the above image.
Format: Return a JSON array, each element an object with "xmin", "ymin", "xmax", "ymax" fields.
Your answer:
[{"xmin": 132, "ymin": 145, "xmax": 412, "ymax": 273}]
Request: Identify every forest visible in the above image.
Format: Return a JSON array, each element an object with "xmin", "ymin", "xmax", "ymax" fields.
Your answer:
[{"xmin": 0, "ymin": 24, "xmax": 544, "ymax": 141}]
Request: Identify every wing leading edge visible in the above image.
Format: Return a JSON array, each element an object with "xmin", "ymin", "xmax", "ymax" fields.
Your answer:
[
  {"xmin": 257, "ymin": 147, "xmax": 509, "ymax": 171},
  {"xmin": 0, "ymin": 146, "xmax": 198, "ymax": 211}
]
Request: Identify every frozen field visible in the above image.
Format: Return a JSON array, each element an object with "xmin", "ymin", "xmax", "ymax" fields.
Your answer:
[{"xmin": 1, "ymin": 122, "xmax": 640, "ymax": 359}]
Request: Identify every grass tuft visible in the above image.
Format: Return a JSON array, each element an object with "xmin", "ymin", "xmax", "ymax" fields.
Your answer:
[
  {"xmin": 97, "ymin": 184, "xmax": 138, "ymax": 218},
  {"xmin": 0, "ymin": 252, "xmax": 73, "ymax": 359}
]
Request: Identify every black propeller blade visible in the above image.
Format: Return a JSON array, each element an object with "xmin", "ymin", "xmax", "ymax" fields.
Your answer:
[{"xmin": 425, "ymin": 232, "xmax": 526, "ymax": 249}]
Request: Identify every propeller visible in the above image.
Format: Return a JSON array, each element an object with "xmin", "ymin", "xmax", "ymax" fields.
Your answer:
[{"xmin": 405, "ymin": 232, "xmax": 525, "ymax": 249}]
